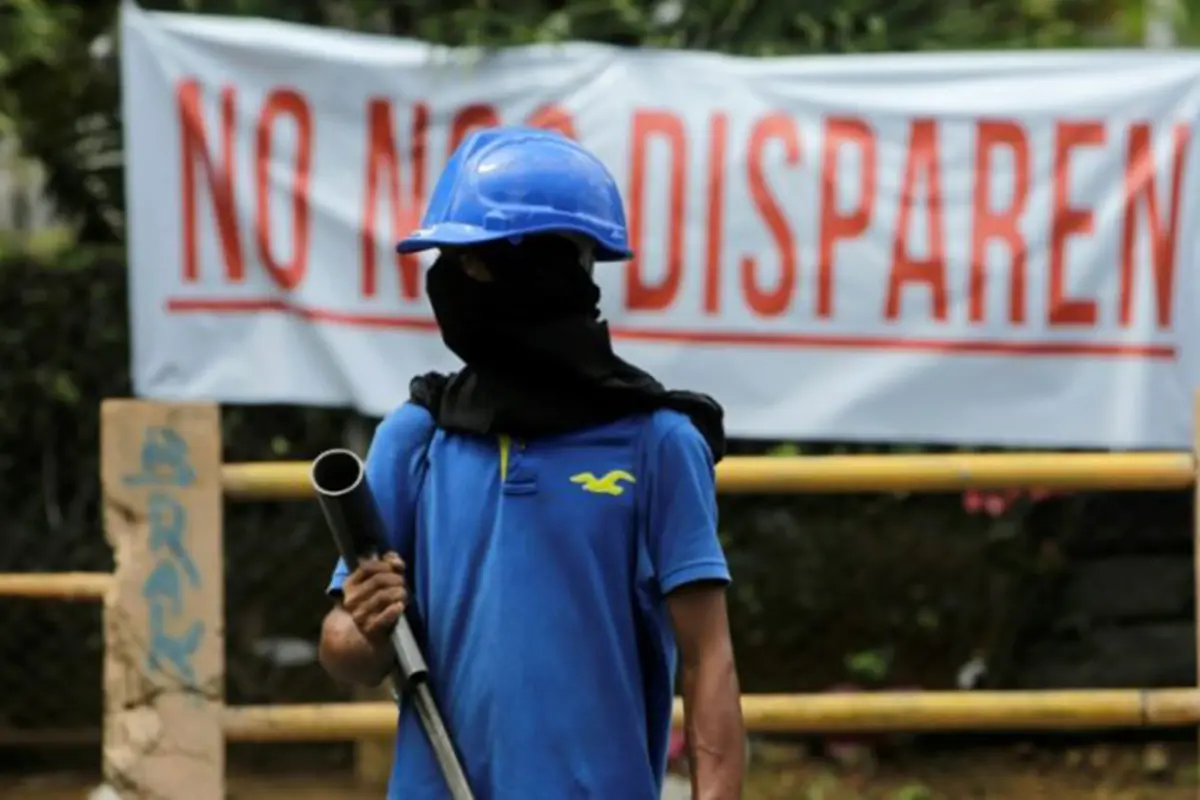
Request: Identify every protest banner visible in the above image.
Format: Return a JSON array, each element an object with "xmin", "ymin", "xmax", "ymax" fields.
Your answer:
[{"xmin": 122, "ymin": 5, "xmax": 1200, "ymax": 446}]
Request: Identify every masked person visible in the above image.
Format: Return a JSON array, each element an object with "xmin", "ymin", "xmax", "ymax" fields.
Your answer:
[{"xmin": 319, "ymin": 127, "xmax": 745, "ymax": 800}]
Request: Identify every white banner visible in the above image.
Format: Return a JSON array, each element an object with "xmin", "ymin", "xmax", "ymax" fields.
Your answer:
[{"xmin": 120, "ymin": 4, "xmax": 1200, "ymax": 448}]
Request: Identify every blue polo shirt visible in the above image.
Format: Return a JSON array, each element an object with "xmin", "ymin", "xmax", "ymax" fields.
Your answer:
[{"xmin": 327, "ymin": 402, "xmax": 730, "ymax": 800}]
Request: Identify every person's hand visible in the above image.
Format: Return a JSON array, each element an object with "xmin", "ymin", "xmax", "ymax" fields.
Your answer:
[{"xmin": 341, "ymin": 552, "xmax": 407, "ymax": 643}]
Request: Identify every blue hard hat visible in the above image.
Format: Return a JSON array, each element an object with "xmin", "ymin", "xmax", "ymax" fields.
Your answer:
[{"xmin": 396, "ymin": 126, "xmax": 632, "ymax": 261}]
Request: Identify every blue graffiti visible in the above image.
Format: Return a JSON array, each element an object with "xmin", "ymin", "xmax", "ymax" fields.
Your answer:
[
  {"xmin": 148, "ymin": 492, "xmax": 199, "ymax": 588},
  {"xmin": 124, "ymin": 426, "xmax": 196, "ymax": 488},
  {"xmin": 143, "ymin": 561, "xmax": 205, "ymax": 684},
  {"xmin": 127, "ymin": 425, "xmax": 204, "ymax": 684}
]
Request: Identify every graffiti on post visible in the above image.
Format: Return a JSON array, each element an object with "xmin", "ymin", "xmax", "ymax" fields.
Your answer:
[
  {"xmin": 124, "ymin": 426, "xmax": 196, "ymax": 488},
  {"xmin": 124, "ymin": 425, "xmax": 204, "ymax": 685}
]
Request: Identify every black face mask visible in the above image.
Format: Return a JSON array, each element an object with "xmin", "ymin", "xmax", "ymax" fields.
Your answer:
[
  {"xmin": 413, "ymin": 238, "xmax": 727, "ymax": 461},
  {"xmin": 424, "ymin": 253, "xmax": 505, "ymax": 369},
  {"xmin": 425, "ymin": 242, "xmax": 610, "ymax": 383}
]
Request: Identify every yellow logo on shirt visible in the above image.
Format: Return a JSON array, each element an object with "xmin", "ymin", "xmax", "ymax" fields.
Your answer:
[{"xmin": 570, "ymin": 470, "xmax": 636, "ymax": 496}]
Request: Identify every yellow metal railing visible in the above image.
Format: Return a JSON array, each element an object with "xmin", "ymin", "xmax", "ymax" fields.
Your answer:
[{"xmin": 3, "ymin": 399, "xmax": 1199, "ymax": 795}]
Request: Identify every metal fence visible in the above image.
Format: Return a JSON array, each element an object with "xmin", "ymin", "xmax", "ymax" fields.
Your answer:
[
  {"xmin": 0, "ymin": 258, "xmax": 1195, "ymax": 777},
  {"xmin": 0, "ymin": 478, "xmax": 1192, "ymax": 769}
]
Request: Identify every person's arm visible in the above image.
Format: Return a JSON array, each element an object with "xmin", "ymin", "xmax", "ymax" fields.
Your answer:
[
  {"xmin": 668, "ymin": 583, "xmax": 743, "ymax": 800},
  {"xmin": 319, "ymin": 600, "xmax": 395, "ymax": 686},
  {"xmin": 647, "ymin": 416, "xmax": 745, "ymax": 799},
  {"xmin": 319, "ymin": 551, "xmax": 408, "ymax": 685},
  {"xmin": 319, "ymin": 405, "xmax": 431, "ymax": 686}
]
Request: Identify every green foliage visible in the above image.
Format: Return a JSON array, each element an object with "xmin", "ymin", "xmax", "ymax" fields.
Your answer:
[
  {"xmin": 1116, "ymin": 0, "xmax": 1200, "ymax": 45},
  {"xmin": 845, "ymin": 646, "xmax": 893, "ymax": 683},
  {"xmin": 0, "ymin": 248, "xmax": 374, "ymax": 731},
  {"xmin": 0, "ymin": 2, "xmax": 121, "ymax": 240},
  {"xmin": 891, "ymin": 785, "xmax": 935, "ymax": 800}
]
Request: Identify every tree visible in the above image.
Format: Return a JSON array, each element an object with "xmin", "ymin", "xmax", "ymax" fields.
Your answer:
[{"xmin": 0, "ymin": 0, "xmax": 1142, "ymax": 244}]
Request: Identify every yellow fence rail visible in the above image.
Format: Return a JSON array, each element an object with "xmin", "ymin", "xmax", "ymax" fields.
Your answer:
[
  {"xmin": 221, "ymin": 451, "xmax": 1196, "ymax": 498},
  {"xmin": 219, "ymin": 690, "xmax": 1200, "ymax": 740},
  {"xmin": 1, "ymin": 398, "xmax": 1198, "ymax": 796}
]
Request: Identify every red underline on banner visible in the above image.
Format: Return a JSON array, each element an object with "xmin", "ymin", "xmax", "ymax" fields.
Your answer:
[{"xmin": 164, "ymin": 297, "xmax": 1177, "ymax": 360}]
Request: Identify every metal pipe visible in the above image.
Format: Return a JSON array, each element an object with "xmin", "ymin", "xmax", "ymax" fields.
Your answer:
[
  {"xmin": 225, "ymin": 452, "xmax": 1195, "ymax": 500},
  {"xmin": 7, "ymin": 687, "xmax": 1200, "ymax": 748},
  {"xmin": 0, "ymin": 572, "xmax": 112, "ymax": 599},
  {"xmin": 311, "ymin": 448, "xmax": 475, "ymax": 800},
  {"xmin": 221, "ymin": 688, "xmax": 1200, "ymax": 740}
]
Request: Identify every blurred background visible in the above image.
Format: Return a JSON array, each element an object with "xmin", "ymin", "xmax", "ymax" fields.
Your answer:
[{"xmin": 2, "ymin": 0, "xmax": 1200, "ymax": 798}]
